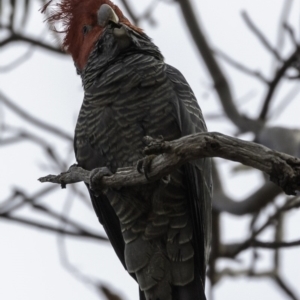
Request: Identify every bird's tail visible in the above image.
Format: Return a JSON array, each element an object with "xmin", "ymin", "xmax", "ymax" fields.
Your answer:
[
  {"xmin": 138, "ymin": 277, "xmax": 207, "ymax": 300},
  {"xmin": 171, "ymin": 277, "xmax": 206, "ymax": 300}
]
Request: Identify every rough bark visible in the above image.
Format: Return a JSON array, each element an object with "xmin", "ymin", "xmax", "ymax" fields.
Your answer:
[{"xmin": 39, "ymin": 132, "xmax": 300, "ymax": 195}]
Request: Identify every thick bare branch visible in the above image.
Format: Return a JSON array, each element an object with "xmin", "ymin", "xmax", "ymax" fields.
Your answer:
[
  {"xmin": 39, "ymin": 132, "xmax": 300, "ymax": 195},
  {"xmin": 213, "ymin": 181, "xmax": 282, "ymax": 215},
  {"xmin": 211, "ymin": 160, "xmax": 282, "ymax": 216}
]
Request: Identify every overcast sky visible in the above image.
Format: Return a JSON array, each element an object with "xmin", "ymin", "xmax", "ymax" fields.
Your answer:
[{"xmin": 0, "ymin": 0, "xmax": 299, "ymax": 299}]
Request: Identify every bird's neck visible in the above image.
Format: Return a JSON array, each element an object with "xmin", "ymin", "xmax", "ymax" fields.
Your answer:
[{"xmin": 79, "ymin": 28, "xmax": 164, "ymax": 90}]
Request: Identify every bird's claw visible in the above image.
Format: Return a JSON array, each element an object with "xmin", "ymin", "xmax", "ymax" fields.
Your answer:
[
  {"xmin": 68, "ymin": 163, "xmax": 79, "ymax": 171},
  {"xmin": 60, "ymin": 163, "xmax": 78, "ymax": 176},
  {"xmin": 58, "ymin": 164, "xmax": 79, "ymax": 188},
  {"xmin": 137, "ymin": 155, "xmax": 156, "ymax": 181},
  {"xmin": 143, "ymin": 135, "xmax": 164, "ymax": 146},
  {"xmin": 143, "ymin": 135, "xmax": 170, "ymax": 155},
  {"xmin": 89, "ymin": 166, "xmax": 113, "ymax": 193}
]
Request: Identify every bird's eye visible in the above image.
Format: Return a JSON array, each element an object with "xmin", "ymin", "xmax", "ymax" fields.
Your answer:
[{"xmin": 82, "ymin": 25, "xmax": 92, "ymax": 36}]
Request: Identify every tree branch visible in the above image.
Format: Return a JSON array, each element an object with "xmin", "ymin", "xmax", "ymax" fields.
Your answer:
[
  {"xmin": 213, "ymin": 48, "xmax": 269, "ymax": 84},
  {"xmin": 39, "ymin": 132, "xmax": 300, "ymax": 195},
  {"xmin": 176, "ymin": 0, "xmax": 263, "ymax": 133},
  {"xmin": 0, "ymin": 91, "xmax": 73, "ymax": 141},
  {"xmin": 252, "ymin": 238, "xmax": 300, "ymax": 249},
  {"xmin": 0, "ymin": 31, "xmax": 65, "ymax": 55},
  {"xmin": 242, "ymin": 11, "xmax": 283, "ymax": 62},
  {"xmin": 259, "ymin": 50, "xmax": 298, "ymax": 120},
  {"xmin": 119, "ymin": 0, "xmax": 139, "ymax": 25},
  {"xmin": 272, "ymin": 0, "xmax": 294, "ymax": 72},
  {"xmin": 274, "ymin": 275, "xmax": 299, "ymax": 300},
  {"xmin": 1, "ymin": 214, "xmax": 108, "ymax": 241},
  {"xmin": 213, "ymin": 181, "xmax": 282, "ymax": 215},
  {"xmin": 220, "ymin": 196, "xmax": 300, "ymax": 258},
  {"xmin": 0, "ymin": 46, "xmax": 34, "ymax": 72}
]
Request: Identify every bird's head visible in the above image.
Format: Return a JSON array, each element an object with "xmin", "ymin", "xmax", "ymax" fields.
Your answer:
[{"xmin": 42, "ymin": 0, "xmax": 145, "ymax": 71}]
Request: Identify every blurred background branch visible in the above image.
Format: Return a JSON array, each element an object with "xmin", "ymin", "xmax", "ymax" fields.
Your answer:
[{"xmin": 1, "ymin": 0, "xmax": 300, "ymax": 299}]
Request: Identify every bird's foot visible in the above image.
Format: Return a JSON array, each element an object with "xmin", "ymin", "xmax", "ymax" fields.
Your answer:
[
  {"xmin": 67, "ymin": 163, "xmax": 79, "ymax": 171},
  {"xmin": 58, "ymin": 164, "xmax": 79, "ymax": 188},
  {"xmin": 137, "ymin": 155, "xmax": 156, "ymax": 181},
  {"xmin": 143, "ymin": 135, "xmax": 171, "ymax": 155},
  {"xmin": 60, "ymin": 163, "xmax": 78, "ymax": 175},
  {"xmin": 89, "ymin": 166, "xmax": 113, "ymax": 193}
]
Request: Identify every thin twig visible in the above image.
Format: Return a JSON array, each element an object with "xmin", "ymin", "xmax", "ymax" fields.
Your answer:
[
  {"xmin": 0, "ymin": 91, "xmax": 73, "ymax": 141},
  {"xmin": 242, "ymin": 11, "xmax": 283, "ymax": 62},
  {"xmin": 274, "ymin": 212, "xmax": 283, "ymax": 272},
  {"xmin": 272, "ymin": 0, "xmax": 294, "ymax": 72},
  {"xmin": 270, "ymin": 84, "xmax": 300, "ymax": 120},
  {"xmin": 0, "ymin": 46, "xmax": 34, "ymax": 72},
  {"xmin": 139, "ymin": 0, "xmax": 159, "ymax": 26},
  {"xmin": 31, "ymin": 202, "xmax": 101, "ymax": 236},
  {"xmin": 1, "ymin": 126, "xmax": 66, "ymax": 168},
  {"xmin": 252, "ymin": 239, "xmax": 300, "ymax": 249},
  {"xmin": 274, "ymin": 275, "xmax": 298, "ymax": 300},
  {"xmin": 0, "ymin": 30, "xmax": 65, "ymax": 55},
  {"xmin": 284, "ymin": 23, "xmax": 299, "ymax": 48},
  {"xmin": 213, "ymin": 48, "xmax": 269, "ymax": 84},
  {"xmin": 216, "ymin": 268, "xmax": 274, "ymax": 281},
  {"xmin": 0, "ymin": 135, "xmax": 25, "ymax": 146},
  {"xmin": 0, "ymin": 186, "xmax": 57, "ymax": 215},
  {"xmin": 259, "ymin": 50, "xmax": 298, "ymax": 120},
  {"xmin": 119, "ymin": 0, "xmax": 139, "ymax": 25},
  {"xmin": 176, "ymin": 0, "xmax": 263, "ymax": 133},
  {"xmin": 1, "ymin": 214, "xmax": 108, "ymax": 241},
  {"xmin": 221, "ymin": 197, "xmax": 299, "ymax": 257}
]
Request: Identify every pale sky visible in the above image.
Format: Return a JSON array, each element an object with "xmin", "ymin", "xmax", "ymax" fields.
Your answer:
[{"xmin": 0, "ymin": 0, "xmax": 299, "ymax": 299}]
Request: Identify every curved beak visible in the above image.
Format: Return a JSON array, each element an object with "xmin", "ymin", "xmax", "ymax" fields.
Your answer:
[{"xmin": 97, "ymin": 4, "xmax": 119, "ymax": 27}]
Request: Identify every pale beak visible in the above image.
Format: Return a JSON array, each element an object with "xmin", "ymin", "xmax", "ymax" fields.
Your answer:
[{"xmin": 97, "ymin": 4, "xmax": 119, "ymax": 27}]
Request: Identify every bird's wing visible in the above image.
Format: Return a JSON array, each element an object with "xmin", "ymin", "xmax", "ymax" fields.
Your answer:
[
  {"xmin": 74, "ymin": 62, "xmax": 212, "ymax": 296},
  {"xmin": 73, "ymin": 135, "xmax": 129, "ymax": 273},
  {"xmin": 88, "ymin": 190, "xmax": 127, "ymax": 268},
  {"xmin": 166, "ymin": 64, "xmax": 212, "ymax": 285}
]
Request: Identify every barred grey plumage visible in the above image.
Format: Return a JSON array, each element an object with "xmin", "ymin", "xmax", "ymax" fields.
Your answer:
[
  {"xmin": 75, "ymin": 23, "xmax": 212, "ymax": 300},
  {"xmin": 46, "ymin": 1, "xmax": 212, "ymax": 299}
]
